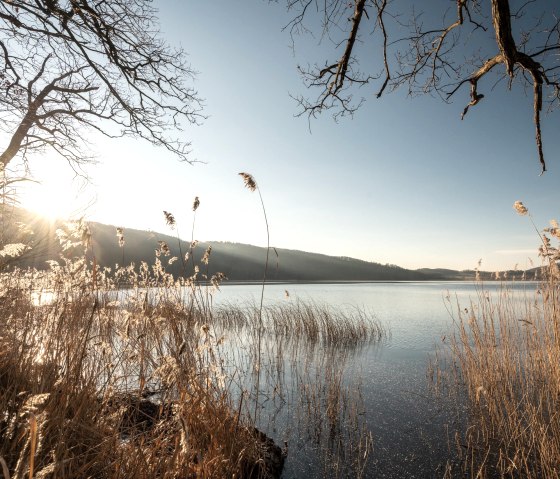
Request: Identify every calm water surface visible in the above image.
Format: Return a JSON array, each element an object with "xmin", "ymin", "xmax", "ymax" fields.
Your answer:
[{"xmin": 213, "ymin": 281, "xmax": 535, "ymax": 478}]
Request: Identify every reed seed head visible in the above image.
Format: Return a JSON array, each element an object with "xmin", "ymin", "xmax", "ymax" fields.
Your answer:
[
  {"xmin": 0, "ymin": 243, "xmax": 29, "ymax": 258},
  {"xmin": 163, "ymin": 211, "xmax": 176, "ymax": 229},
  {"xmin": 157, "ymin": 241, "xmax": 171, "ymax": 257},
  {"xmin": 116, "ymin": 227, "xmax": 125, "ymax": 247},
  {"xmin": 239, "ymin": 172, "xmax": 257, "ymax": 192},
  {"xmin": 211, "ymin": 272, "xmax": 227, "ymax": 290},
  {"xmin": 513, "ymin": 201, "xmax": 528, "ymax": 215},
  {"xmin": 548, "ymin": 220, "xmax": 560, "ymax": 239},
  {"xmin": 201, "ymin": 246, "xmax": 212, "ymax": 265}
]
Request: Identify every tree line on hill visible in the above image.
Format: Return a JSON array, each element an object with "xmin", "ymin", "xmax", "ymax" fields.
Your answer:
[{"xmin": 1, "ymin": 208, "xmax": 531, "ymax": 283}]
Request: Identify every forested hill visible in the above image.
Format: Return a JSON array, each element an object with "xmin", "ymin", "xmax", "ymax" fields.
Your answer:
[
  {"xmin": 88, "ymin": 222, "xmax": 446, "ymax": 281},
  {"xmin": 2, "ymin": 210, "xmax": 481, "ymax": 281}
]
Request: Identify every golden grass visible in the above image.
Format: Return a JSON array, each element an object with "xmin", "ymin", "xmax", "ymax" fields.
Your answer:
[
  {"xmin": 0, "ymin": 242, "xmax": 383, "ymax": 478},
  {"xmin": 0, "ymin": 186, "xmax": 385, "ymax": 478},
  {"xmin": 434, "ymin": 217, "xmax": 560, "ymax": 478},
  {"xmin": 214, "ymin": 300, "xmax": 383, "ymax": 347},
  {"xmin": 0, "ymin": 267, "xmax": 275, "ymax": 478}
]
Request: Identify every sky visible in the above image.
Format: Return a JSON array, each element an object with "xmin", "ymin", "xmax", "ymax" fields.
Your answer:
[{"xmin": 16, "ymin": 0, "xmax": 560, "ymax": 271}]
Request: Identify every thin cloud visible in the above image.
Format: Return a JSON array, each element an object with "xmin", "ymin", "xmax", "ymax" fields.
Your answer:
[{"xmin": 495, "ymin": 249, "xmax": 536, "ymax": 256}]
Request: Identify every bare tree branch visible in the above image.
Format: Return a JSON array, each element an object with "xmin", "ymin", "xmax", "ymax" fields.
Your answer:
[
  {"xmin": 284, "ymin": 0, "xmax": 560, "ymax": 172},
  {"xmin": 0, "ymin": 0, "xmax": 204, "ymax": 187}
]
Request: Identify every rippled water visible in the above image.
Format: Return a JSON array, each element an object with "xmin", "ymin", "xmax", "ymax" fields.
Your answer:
[{"xmin": 213, "ymin": 281, "xmax": 537, "ymax": 478}]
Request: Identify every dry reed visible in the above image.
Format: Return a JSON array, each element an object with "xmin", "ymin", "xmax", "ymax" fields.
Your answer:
[
  {"xmin": 435, "ymin": 204, "xmax": 560, "ymax": 478},
  {"xmin": 0, "ymin": 210, "xmax": 383, "ymax": 477}
]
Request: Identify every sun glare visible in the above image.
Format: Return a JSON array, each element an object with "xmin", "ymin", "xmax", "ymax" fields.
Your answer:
[{"xmin": 20, "ymin": 179, "xmax": 87, "ymax": 222}]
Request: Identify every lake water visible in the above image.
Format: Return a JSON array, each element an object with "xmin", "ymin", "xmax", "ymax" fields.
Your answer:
[{"xmin": 212, "ymin": 281, "xmax": 537, "ymax": 478}]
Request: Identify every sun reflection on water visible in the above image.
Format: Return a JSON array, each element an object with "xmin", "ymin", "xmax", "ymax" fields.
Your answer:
[{"xmin": 31, "ymin": 290, "xmax": 56, "ymax": 307}]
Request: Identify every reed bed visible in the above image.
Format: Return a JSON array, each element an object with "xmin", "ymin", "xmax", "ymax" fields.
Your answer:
[
  {"xmin": 207, "ymin": 300, "xmax": 382, "ymax": 478},
  {"xmin": 436, "ymin": 204, "xmax": 560, "ymax": 478},
  {"xmin": 0, "ymin": 223, "xmax": 384, "ymax": 478},
  {"xmin": 290, "ymin": 348, "xmax": 373, "ymax": 479},
  {"xmin": 214, "ymin": 300, "xmax": 384, "ymax": 347},
  {"xmin": 0, "ymin": 264, "xmax": 279, "ymax": 478}
]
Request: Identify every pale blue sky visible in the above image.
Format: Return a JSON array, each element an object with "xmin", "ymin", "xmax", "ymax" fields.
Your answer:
[{"xmin": 19, "ymin": 0, "xmax": 560, "ymax": 271}]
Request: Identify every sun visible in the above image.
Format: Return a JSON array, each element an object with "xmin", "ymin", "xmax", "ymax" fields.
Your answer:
[
  {"xmin": 20, "ymin": 182, "xmax": 70, "ymax": 221},
  {"xmin": 19, "ymin": 176, "xmax": 89, "ymax": 222}
]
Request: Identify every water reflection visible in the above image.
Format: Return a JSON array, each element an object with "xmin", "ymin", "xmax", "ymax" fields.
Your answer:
[
  {"xmin": 212, "ymin": 281, "xmax": 535, "ymax": 478},
  {"xmin": 31, "ymin": 289, "xmax": 56, "ymax": 306}
]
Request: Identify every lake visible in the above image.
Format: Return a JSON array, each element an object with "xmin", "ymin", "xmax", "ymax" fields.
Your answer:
[{"xmin": 212, "ymin": 281, "xmax": 537, "ymax": 478}]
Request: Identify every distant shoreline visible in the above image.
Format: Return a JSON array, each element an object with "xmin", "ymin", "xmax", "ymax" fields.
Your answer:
[{"xmin": 219, "ymin": 279, "xmax": 538, "ymax": 286}]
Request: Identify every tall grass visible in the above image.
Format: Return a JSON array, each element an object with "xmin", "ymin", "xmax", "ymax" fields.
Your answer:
[
  {"xmin": 0, "ymin": 203, "xmax": 384, "ymax": 477},
  {"xmin": 214, "ymin": 300, "xmax": 383, "ymax": 347},
  {"xmin": 0, "ymin": 261, "xmax": 275, "ymax": 478},
  {"xmin": 238, "ymin": 172, "xmax": 271, "ymax": 423},
  {"xmin": 435, "ymin": 203, "xmax": 560, "ymax": 478}
]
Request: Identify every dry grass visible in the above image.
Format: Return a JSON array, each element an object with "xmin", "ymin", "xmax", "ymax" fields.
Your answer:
[
  {"xmin": 0, "ymin": 265, "xmax": 279, "ymax": 478},
  {"xmin": 292, "ymin": 348, "xmax": 373, "ymax": 479},
  {"xmin": 435, "ymin": 211, "xmax": 560, "ymax": 478},
  {"xmin": 214, "ymin": 300, "xmax": 383, "ymax": 347},
  {"xmin": 0, "ymin": 219, "xmax": 383, "ymax": 478}
]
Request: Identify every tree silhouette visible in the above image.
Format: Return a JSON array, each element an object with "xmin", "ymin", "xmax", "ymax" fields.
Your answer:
[
  {"xmin": 0, "ymin": 0, "xmax": 202, "ymax": 185},
  {"xmin": 286, "ymin": 0, "xmax": 559, "ymax": 173}
]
